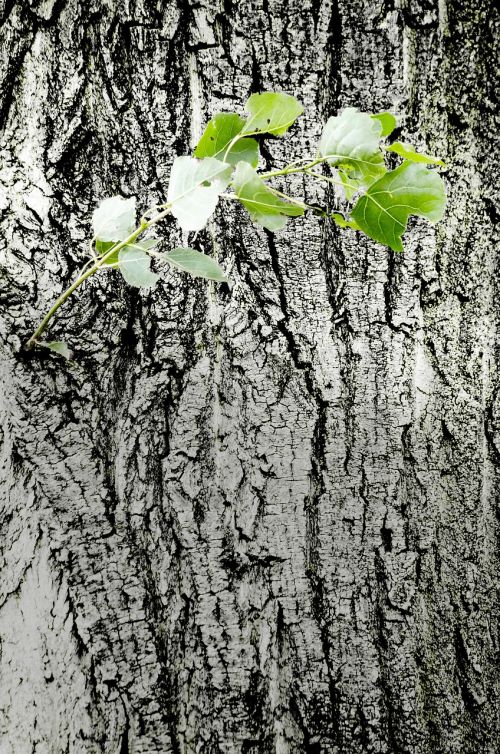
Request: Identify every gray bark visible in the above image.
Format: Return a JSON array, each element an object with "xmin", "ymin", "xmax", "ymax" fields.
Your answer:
[{"xmin": 0, "ymin": 0, "xmax": 498, "ymax": 752}]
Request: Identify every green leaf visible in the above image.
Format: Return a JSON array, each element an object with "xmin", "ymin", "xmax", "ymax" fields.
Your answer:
[
  {"xmin": 242, "ymin": 92, "xmax": 303, "ymax": 136},
  {"xmin": 140, "ymin": 238, "xmax": 160, "ymax": 250},
  {"xmin": 97, "ymin": 237, "xmax": 158, "ymax": 266},
  {"xmin": 337, "ymin": 169, "xmax": 361, "ymax": 200},
  {"xmin": 43, "ymin": 341, "xmax": 72, "ymax": 359},
  {"xmin": 331, "ymin": 212, "xmax": 361, "ymax": 230},
  {"xmin": 118, "ymin": 243, "xmax": 159, "ymax": 287},
  {"xmin": 92, "ymin": 196, "xmax": 136, "ymax": 242},
  {"xmin": 351, "ymin": 162, "xmax": 446, "ymax": 252},
  {"xmin": 371, "ymin": 112, "xmax": 397, "ymax": 137},
  {"xmin": 194, "ymin": 113, "xmax": 259, "ymax": 167},
  {"xmin": 319, "ymin": 108, "xmax": 386, "ymax": 188},
  {"xmin": 167, "ymin": 156, "xmax": 232, "ymax": 231},
  {"xmin": 226, "ymin": 138, "xmax": 260, "ymax": 168},
  {"xmin": 96, "ymin": 240, "xmax": 116, "ymax": 254},
  {"xmin": 96, "ymin": 239, "xmax": 119, "ymax": 265},
  {"xmin": 232, "ymin": 161, "xmax": 304, "ymax": 231},
  {"xmin": 385, "ymin": 142, "xmax": 446, "ymax": 166},
  {"xmin": 165, "ymin": 247, "xmax": 228, "ymax": 282}
]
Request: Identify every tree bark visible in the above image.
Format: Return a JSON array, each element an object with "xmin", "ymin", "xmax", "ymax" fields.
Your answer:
[{"xmin": 0, "ymin": 0, "xmax": 498, "ymax": 752}]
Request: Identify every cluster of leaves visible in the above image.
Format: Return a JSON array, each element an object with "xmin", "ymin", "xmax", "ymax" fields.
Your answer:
[
  {"xmin": 92, "ymin": 197, "xmax": 227, "ymax": 287},
  {"xmin": 93, "ymin": 91, "xmax": 446, "ymax": 287},
  {"xmin": 30, "ymin": 92, "xmax": 447, "ymax": 355}
]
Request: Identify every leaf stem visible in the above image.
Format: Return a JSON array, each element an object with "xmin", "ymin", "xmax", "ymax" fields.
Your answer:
[
  {"xmin": 259, "ymin": 156, "xmax": 329, "ymax": 180},
  {"xmin": 265, "ymin": 186, "xmax": 311, "ymax": 210},
  {"xmin": 304, "ymin": 169, "xmax": 358, "ymax": 192},
  {"xmin": 25, "ymin": 207, "xmax": 171, "ymax": 351}
]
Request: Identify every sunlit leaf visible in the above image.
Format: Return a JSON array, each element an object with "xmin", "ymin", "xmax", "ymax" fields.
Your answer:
[
  {"xmin": 242, "ymin": 92, "xmax": 303, "ymax": 136},
  {"xmin": 351, "ymin": 162, "xmax": 446, "ymax": 252},
  {"xmin": 319, "ymin": 108, "xmax": 386, "ymax": 188},
  {"xmin": 232, "ymin": 161, "xmax": 304, "ymax": 231},
  {"xmin": 385, "ymin": 142, "xmax": 446, "ymax": 166},
  {"xmin": 165, "ymin": 247, "xmax": 228, "ymax": 282},
  {"xmin": 92, "ymin": 196, "xmax": 136, "ymax": 242},
  {"xmin": 118, "ymin": 243, "xmax": 159, "ymax": 287},
  {"xmin": 371, "ymin": 112, "xmax": 397, "ymax": 137},
  {"xmin": 167, "ymin": 156, "xmax": 232, "ymax": 231},
  {"xmin": 194, "ymin": 113, "xmax": 259, "ymax": 167},
  {"xmin": 140, "ymin": 238, "xmax": 160, "ymax": 250}
]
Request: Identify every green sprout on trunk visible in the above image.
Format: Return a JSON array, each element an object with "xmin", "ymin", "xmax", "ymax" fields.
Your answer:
[{"xmin": 25, "ymin": 92, "xmax": 446, "ymax": 357}]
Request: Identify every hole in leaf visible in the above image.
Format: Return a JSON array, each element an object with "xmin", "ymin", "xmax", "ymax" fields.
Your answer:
[
  {"xmin": 209, "ymin": 137, "xmax": 214, "ymax": 141},
  {"xmin": 266, "ymin": 118, "xmax": 271, "ymax": 124},
  {"xmin": 202, "ymin": 180, "xmax": 212, "ymax": 187}
]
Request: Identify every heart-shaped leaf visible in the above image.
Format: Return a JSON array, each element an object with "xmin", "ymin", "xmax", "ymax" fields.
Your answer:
[
  {"xmin": 351, "ymin": 161, "xmax": 446, "ymax": 251},
  {"xmin": 118, "ymin": 243, "xmax": 159, "ymax": 287},
  {"xmin": 165, "ymin": 247, "xmax": 228, "ymax": 282},
  {"xmin": 319, "ymin": 108, "xmax": 386, "ymax": 188},
  {"xmin": 194, "ymin": 113, "xmax": 259, "ymax": 167},
  {"xmin": 232, "ymin": 161, "xmax": 304, "ymax": 231},
  {"xmin": 167, "ymin": 156, "xmax": 232, "ymax": 231},
  {"xmin": 242, "ymin": 92, "xmax": 303, "ymax": 136},
  {"xmin": 92, "ymin": 196, "xmax": 136, "ymax": 242},
  {"xmin": 385, "ymin": 142, "xmax": 446, "ymax": 166}
]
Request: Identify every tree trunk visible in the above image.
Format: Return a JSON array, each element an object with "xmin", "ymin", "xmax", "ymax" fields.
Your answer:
[{"xmin": 0, "ymin": 0, "xmax": 498, "ymax": 752}]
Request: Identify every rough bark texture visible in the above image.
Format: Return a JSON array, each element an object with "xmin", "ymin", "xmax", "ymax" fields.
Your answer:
[{"xmin": 0, "ymin": 1, "xmax": 498, "ymax": 752}]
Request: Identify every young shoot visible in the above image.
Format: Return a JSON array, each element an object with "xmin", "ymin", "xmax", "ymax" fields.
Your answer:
[{"xmin": 25, "ymin": 92, "xmax": 446, "ymax": 356}]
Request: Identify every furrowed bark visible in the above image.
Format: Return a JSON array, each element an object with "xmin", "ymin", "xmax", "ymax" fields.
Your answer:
[{"xmin": 0, "ymin": 1, "xmax": 498, "ymax": 752}]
